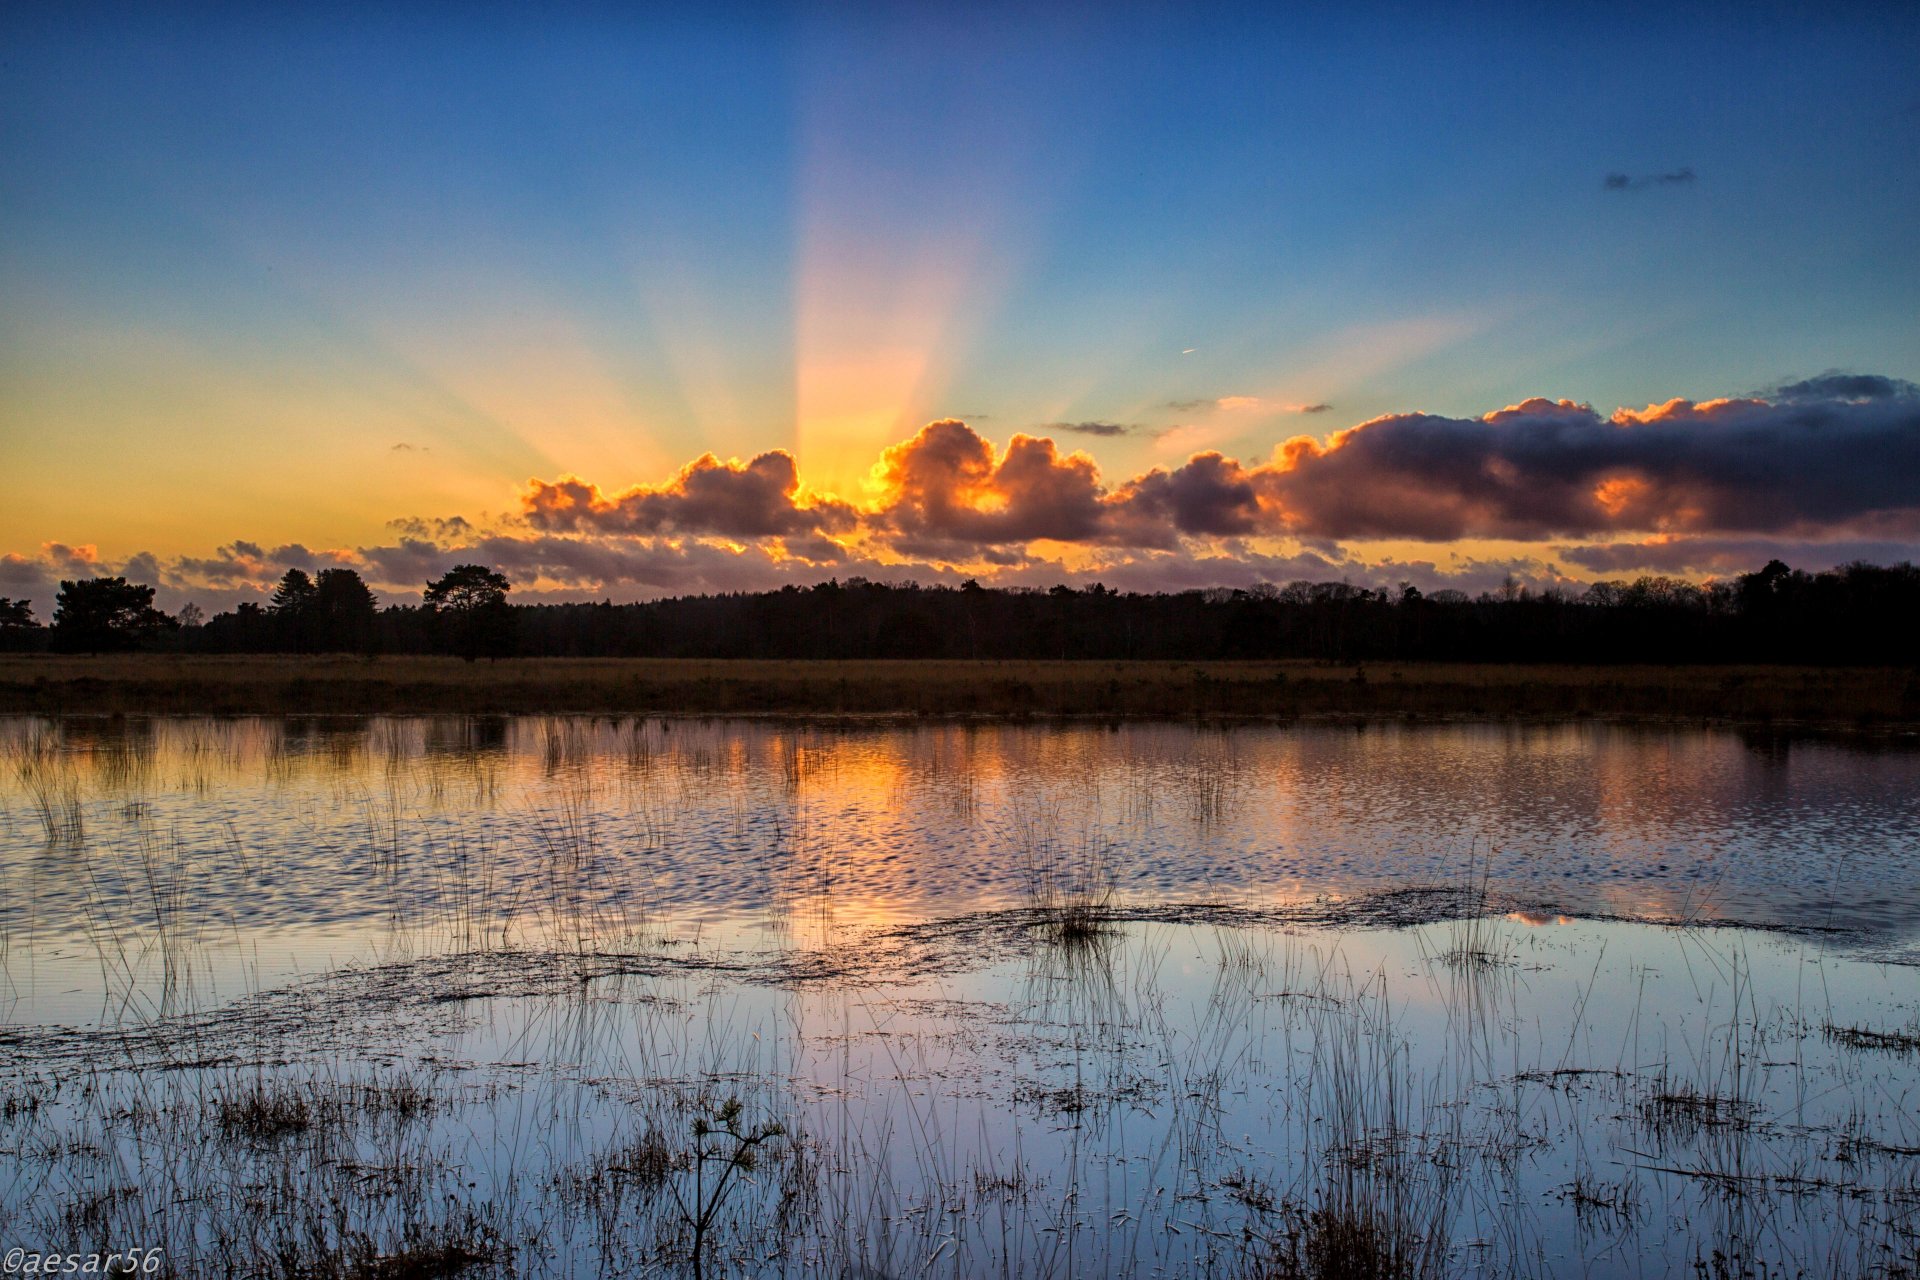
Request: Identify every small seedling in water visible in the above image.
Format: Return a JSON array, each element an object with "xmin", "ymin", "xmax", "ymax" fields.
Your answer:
[{"xmin": 669, "ymin": 1096, "xmax": 786, "ymax": 1280}]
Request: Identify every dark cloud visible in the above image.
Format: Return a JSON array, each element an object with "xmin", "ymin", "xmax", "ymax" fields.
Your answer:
[
  {"xmin": 522, "ymin": 451, "xmax": 858, "ymax": 539},
  {"xmin": 1257, "ymin": 385, "xmax": 1920, "ymax": 540},
  {"xmin": 0, "ymin": 554, "xmax": 50, "ymax": 588},
  {"xmin": 12, "ymin": 373, "xmax": 1918, "ymax": 610},
  {"xmin": 1603, "ymin": 167, "xmax": 1695, "ymax": 191},
  {"xmin": 502, "ymin": 377, "xmax": 1920, "ymax": 558},
  {"xmin": 174, "ymin": 540, "xmax": 356, "ymax": 583},
  {"xmin": 387, "ymin": 516, "xmax": 475, "ymax": 541},
  {"xmin": 1299, "ymin": 403, "xmax": 1333, "ymax": 414},
  {"xmin": 1556, "ymin": 536, "xmax": 1920, "ymax": 576},
  {"xmin": 1042, "ymin": 421, "xmax": 1134, "ymax": 437},
  {"xmin": 1768, "ymin": 372, "xmax": 1920, "ymax": 404},
  {"xmin": 777, "ymin": 534, "xmax": 849, "ymax": 565},
  {"xmin": 1109, "ymin": 454, "xmax": 1265, "ymax": 541}
]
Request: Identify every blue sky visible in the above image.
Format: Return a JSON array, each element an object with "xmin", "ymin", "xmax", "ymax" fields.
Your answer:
[{"xmin": 3, "ymin": 2, "xmax": 1916, "ymax": 605}]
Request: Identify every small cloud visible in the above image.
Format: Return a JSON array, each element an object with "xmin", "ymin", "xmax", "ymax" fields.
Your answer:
[
  {"xmin": 1766, "ymin": 371, "xmax": 1919, "ymax": 404},
  {"xmin": 1181, "ymin": 348, "xmax": 1197, "ymax": 355},
  {"xmin": 386, "ymin": 515, "xmax": 475, "ymax": 541},
  {"xmin": 391, "ymin": 442, "xmax": 431, "ymax": 453},
  {"xmin": 1041, "ymin": 421, "xmax": 1134, "ymax": 438},
  {"xmin": 1603, "ymin": 167, "xmax": 1695, "ymax": 192},
  {"xmin": 1165, "ymin": 396, "xmax": 1330, "ymax": 416}
]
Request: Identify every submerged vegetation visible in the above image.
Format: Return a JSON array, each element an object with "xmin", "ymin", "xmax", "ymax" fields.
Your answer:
[
  {"xmin": 1, "ymin": 714, "xmax": 1917, "ymax": 1277},
  {"xmin": 5, "ymin": 909, "xmax": 1917, "ymax": 1278}
]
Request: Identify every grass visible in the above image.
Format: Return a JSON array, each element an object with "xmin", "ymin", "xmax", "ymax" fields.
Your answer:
[
  {"xmin": 1638, "ymin": 1075, "xmax": 1758, "ymax": 1141},
  {"xmin": 1013, "ymin": 805, "xmax": 1120, "ymax": 945},
  {"xmin": 1824, "ymin": 1020, "xmax": 1920, "ymax": 1054},
  {"xmin": 2, "ymin": 654, "xmax": 1915, "ymax": 724},
  {"xmin": 5, "ymin": 917, "xmax": 1917, "ymax": 1279},
  {"xmin": 5, "ymin": 713, "xmax": 1919, "ymax": 1278}
]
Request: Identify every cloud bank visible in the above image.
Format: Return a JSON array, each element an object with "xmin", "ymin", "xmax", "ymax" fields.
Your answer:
[{"xmin": 5, "ymin": 374, "xmax": 1914, "ymax": 615}]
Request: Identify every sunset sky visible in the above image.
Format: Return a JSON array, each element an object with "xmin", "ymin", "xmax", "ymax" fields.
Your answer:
[{"xmin": 3, "ymin": 3, "xmax": 1917, "ymax": 612}]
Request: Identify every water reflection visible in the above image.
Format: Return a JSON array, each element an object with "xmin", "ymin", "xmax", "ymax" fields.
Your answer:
[{"xmin": 2, "ymin": 715, "xmax": 1917, "ymax": 1024}]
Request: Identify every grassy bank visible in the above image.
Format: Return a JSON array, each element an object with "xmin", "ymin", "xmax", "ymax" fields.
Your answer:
[{"xmin": 2, "ymin": 654, "xmax": 1916, "ymax": 724}]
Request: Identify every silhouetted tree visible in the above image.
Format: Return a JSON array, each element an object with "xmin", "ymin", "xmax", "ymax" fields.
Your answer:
[
  {"xmin": 0, "ymin": 597, "xmax": 41, "ymax": 652},
  {"xmin": 49, "ymin": 578, "xmax": 177, "ymax": 653},
  {"xmin": 201, "ymin": 601, "xmax": 273, "ymax": 653},
  {"xmin": 172, "ymin": 559, "xmax": 1920, "ymax": 666},
  {"xmin": 270, "ymin": 568, "xmax": 316, "ymax": 612},
  {"xmin": 312, "ymin": 568, "xmax": 378, "ymax": 653},
  {"xmin": 425, "ymin": 564, "xmax": 515, "ymax": 660},
  {"xmin": 268, "ymin": 568, "xmax": 317, "ymax": 651}
]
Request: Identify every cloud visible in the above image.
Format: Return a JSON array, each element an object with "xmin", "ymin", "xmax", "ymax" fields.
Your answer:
[
  {"xmin": 1767, "ymin": 371, "xmax": 1919, "ymax": 403},
  {"xmin": 0, "ymin": 554, "xmax": 50, "ymax": 589},
  {"xmin": 870, "ymin": 420, "xmax": 1112, "ymax": 552},
  {"xmin": 387, "ymin": 515, "xmax": 475, "ymax": 541},
  {"xmin": 10, "ymin": 373, "xmax": 1917, "ymax": 611},
  {"xmin": 1556, "ymin": 536, "xmax": 1920, "ymax": 576},
  {"xmin": 1164, "ymin": 396, "xmax": 1331, "ymax": 416},
  {"xmin": 1603, "ymin": 167, "xmax": 1696, "ymax": 191},
  {"xmin": 1257, "ymin": 384, "xmax": 1920, "ymax": 540},
  {"xmin": 1041, "ymin": 420, "xmax": 1134, "ymax": 437},
  {"xmin": 522, "ymin": 451, "xmax": 858, "ymax": 539},
  {"xmin": 1109, "ymin": 453, "xmax": 1266, "ymax": 540}
]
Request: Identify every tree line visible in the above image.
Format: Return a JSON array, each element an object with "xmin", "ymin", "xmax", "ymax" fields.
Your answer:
[{"xmin": 1, "ymin": 559, "xmax": 1915, "ymax": 665}]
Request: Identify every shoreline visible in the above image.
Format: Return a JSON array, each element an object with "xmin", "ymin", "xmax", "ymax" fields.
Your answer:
[{"xmin": 2, "ymin": 653, "xmax": 1917, "ymax": 727}]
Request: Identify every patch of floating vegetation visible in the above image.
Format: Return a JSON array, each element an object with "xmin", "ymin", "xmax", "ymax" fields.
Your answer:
[
  {"xmin": 1, "ymin": 903, "xmax": 1917, "ymax": 1278},
  {"xmin": 4, "ymin": 716, "xmax": 1920, "ymax": 1276},
  {"xmin": 1825, "ymin": 1021, "xmax": 1920, "ymax": 1054}
]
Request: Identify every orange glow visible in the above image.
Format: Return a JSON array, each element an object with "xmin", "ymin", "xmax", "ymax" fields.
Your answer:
[{"xmin": 1592, "ymin": 474, "xmax": 1651, "ymax": 517}]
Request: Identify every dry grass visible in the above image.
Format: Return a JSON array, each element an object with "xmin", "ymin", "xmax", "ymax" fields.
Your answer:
[{"xmin": 1, "ymin": 654, "xmax": 1914, "ymax": 723}]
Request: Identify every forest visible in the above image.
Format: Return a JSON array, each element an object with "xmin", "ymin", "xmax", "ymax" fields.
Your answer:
[{"xmin": 2, "ymin": 559, "xmax": 1915, "ymax": 666}]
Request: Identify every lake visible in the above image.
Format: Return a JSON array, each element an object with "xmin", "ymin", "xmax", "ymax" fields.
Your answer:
[{"xmin": 2, "ymin": 715, "xmax": 1917, "ymax": 1277}]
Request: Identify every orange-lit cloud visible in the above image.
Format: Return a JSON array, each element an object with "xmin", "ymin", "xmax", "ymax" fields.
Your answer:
[
  {"xmin": 8, "ymin": 375, "xmax": 1917, "ymax": 614},
  {"xmin": 867, "ymin": 420, "xmax": 1111, "ymax": 552},
  {"xmin": 522, "ymin": 451, "xmax": 858, "ymax": 540},
  {"xmin": 1257, "ymin": 384, "xmax": 1920, "ymax": 540}
]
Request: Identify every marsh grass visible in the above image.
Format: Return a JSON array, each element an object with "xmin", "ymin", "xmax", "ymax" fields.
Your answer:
[
  {"xmin": 4, "ymin": 918, "xmax": 1917, "ymax": 1279},
  {"xmin": 1435, "ymin": 841, "xmax": 1512, "ymax": 972},
  {"xmin": 213, "ymin": 1073, "xmax": 325, "ymax": 1141},
  {"xmin": 5, "ymin": 717, "xmax": 1920, "ymax": 1278},
  {"xmin": 1824, "ymin": 1020, "xmax": 1920, "ymax": 1055},
  {"xmin": 1638, "ymin": 1073, "xmax": 1759, "ymax": 1142},
  {"xmin": 1015, "ymin": 805, "xmax": 1121, "ymax": 945}
]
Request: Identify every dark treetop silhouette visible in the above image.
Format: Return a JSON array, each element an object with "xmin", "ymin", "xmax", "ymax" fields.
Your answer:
[{"xmin": 7, "ymin": 558, "xmax": 1912, "ymax": 666}]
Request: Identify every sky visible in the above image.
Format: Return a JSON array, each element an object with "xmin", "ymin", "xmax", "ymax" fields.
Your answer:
[{"xmin": 2, "ymin": 1, "xmax": 1917, "ymax": 613}]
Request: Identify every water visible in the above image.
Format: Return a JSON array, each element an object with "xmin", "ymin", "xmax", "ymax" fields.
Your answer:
[{"xmin": 1, "ymin": 715, "xmax": 1917, "ymax": 1277}]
